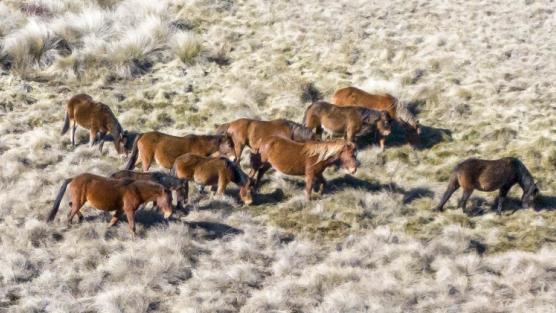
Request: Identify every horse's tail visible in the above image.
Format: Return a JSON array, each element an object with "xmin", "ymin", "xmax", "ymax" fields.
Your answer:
[
  {"xmin": 124, "ymin": 133, "xmax": 142, "ymax": 170},
  {"xmin": 61, "ymin": 110, "xmax": 70, "ymax": 135},
  {"xmin": 215, "ymin": 122, "xmax": 230, "ymax": 136},
  {"xmin": 47, "ymin": 178, "xmax": 72, "ymax": 222}
]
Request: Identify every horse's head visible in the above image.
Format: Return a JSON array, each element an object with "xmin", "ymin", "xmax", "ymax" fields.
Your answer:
[
  {"xmin": 375, "ymin": 111, "xmax": 392, "ymax": 137},
  {"xmin": 218, "ymin": 135, "xmax": 236, "ymax": 161},
  {"xmin": 521, "ymin": 183, "xmax": 540, "ymax": 209},
  {"xmin": 339, "ymin": 142, "xmax": 359, "ymax": 174},
  {"xmin": 156, "ymin": 188, "xmax": 173, "ymax": 219},
  {"xmin": 239, "ymin": 178, "xmax": 255, "ymax": 205}
]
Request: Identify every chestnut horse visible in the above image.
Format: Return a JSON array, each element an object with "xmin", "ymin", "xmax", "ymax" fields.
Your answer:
[
  {"xmin": 110, "ymin": 170, "xmax": 188, "ymax": 212},
  {"xmin": 433, "ymin": 157, "xmax": 539, "ymax": 214},
  {"xmin": 61, "ymin": 94, "xmax": 125, "ymax": 154},
  {"xmin": 47, "ymin": 173, "xmax": 173, "ymax": 238},
  {"xmin": 332, "ymin": 86, "xmax": 421, "ymax": 144},
  {"xmin": 171, "ymin": 153, "xmax": 254, "ymax": 205},
  {"xmin": 303, "ymin": 100, "xmax": 392, "ymax": 150},
  {"xmin": 249, "ymin": 136, "xmax": 359, "ymax": 200},
  {"xmin": 215, "ymin": 118, "xmax": 317, "ymax": 162},
  {"xmin": 124, "ymin": 131, "xmax": 235, "ymax": 171}
]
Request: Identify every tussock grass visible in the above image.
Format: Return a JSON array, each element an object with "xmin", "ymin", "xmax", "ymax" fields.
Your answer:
[{"xmin": 0, "ymin": 0, "xmax": 555, "ymax": 311}]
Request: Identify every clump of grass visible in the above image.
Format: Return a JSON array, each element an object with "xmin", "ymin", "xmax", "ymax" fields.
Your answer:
[{"xmin": 172, "ymin": 31, "xmax": 201, "ymax": 64}]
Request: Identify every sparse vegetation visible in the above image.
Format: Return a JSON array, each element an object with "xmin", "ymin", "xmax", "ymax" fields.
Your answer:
[{"xmin": 0, "ymin": 0, "xmax": 555, "ymax": 312}]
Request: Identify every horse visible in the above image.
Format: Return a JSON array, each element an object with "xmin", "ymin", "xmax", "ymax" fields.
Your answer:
[
  {"xmin": 47, "ymin": 173, "xmax": 173, "ymax": 238},
  {"xmin": 303, "ymin": 100, "xmax": 392, "ymax": 150},
  {"xmin": 110, "ymin": 170, "xmax": 188, "ymax": 212},
  {"xmin": 171, "ymin": 153, "xmax": 254, "ymax": 205},
  {"xmin": 61, "ymin": 94, "xmax": 125, "ymax": 154},
  {"xmin": 124, "ymin": 131, "xmax": 235, "ymax": 171},
  {"xmin": 215, "ymin": 118, "xmax": 317, "ymax": 162},
  {"xmin": 433, "ymin": 157, "xmax": 539, "ymax": 214},
  {"xmin": 331, "ymin": 86, "xmax": 421, "ymax": 145},
  {"xmin": 249, "ymin": 136, "xmax": 358, "ymax": 200}
]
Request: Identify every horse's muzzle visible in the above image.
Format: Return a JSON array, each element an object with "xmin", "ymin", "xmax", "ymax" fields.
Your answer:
[{"xmin": 163, "ymin": 211, "xmax": 173, "ymax": 219}]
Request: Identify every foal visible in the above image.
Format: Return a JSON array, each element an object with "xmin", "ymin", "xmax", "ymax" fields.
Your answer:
[
  {"xmin": 433, "ymin": 157, "xmax": 539, "ymax": 214},
  {"xmin": 172, "ymin": 153, "xmax": 254, "ymax": 206},
  {"xmin": 61, "ymin": 94, "xmax": 125, "ymax": 154},
  {"xmin": 249, "ymin": 136, "xmax": 359, "ymax": 200},
  {"xmin": 303, "ymin": 100, "xmax": 392, "ymax": 150},
  {"xmin": 47, "ymin": 173, "xmax": 173, "ymax": 238}
]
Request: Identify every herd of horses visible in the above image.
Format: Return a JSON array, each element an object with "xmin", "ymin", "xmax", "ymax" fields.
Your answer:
[{"xmin": 46, "ymin": 86, "xmax": 540, "ymax": 237}]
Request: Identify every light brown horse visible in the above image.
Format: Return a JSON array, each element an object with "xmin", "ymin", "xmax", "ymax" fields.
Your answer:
[
  {"xmin": 332, "ymin": 86, "xmax": 421, "ymax": 144},
  {"xmin": 124, "ymin": 131, "xmax": 235, "ymax": 171},
  {"xmin": 249, "ymin": 136, "xmax": 359, "ymax": 200},
  {"xmin": 433, "ymin": 157, "xmax": 539, "ymax": 214},
  {"xmin": 172, "ymin": 153, "xmax": 254, "ymax": 205},
  {"xmin": 303, "ymin": 100, "xmax": 392, "ymax": 150},
  {"xmin": 61, "ymin": 94, "xmax": 125, "ymax": 154},
  {"xmin": 47, "ymin": 173, "xmax": 173, "ymax": 238},
  {"xmin": 215, "ymin": 118, "xmax": 317, "ymax": 162}
]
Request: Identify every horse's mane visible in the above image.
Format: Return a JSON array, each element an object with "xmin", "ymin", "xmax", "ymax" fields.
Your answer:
[
  {"xmin": 225, "ymin": 159, "xmax": 248, "ymax": 186},
  {"xmin": 285, "ymin": 120, "xmax": 314, "ymax": 141},
  {"xmin": 514, "ymin": 159, "xmax": 535, "ymax": 190},
  {"xmin": 303, "ymin": 140, "xmax": 346, "ymax": 163},
  {"xmin": 394, "ymin": 99, "xmax": 418, "ymax": 127}
]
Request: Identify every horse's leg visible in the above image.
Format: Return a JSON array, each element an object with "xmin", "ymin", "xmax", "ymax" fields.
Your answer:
[
  {"xmin": 433, "ymin": 175, "xmax": 460, "ymax": 212},
  {"xmin": 315, "ymin": 172, "xmax": 327, "ymax": 195},
  {"xmin": 458, "ymin": 188, "xmax": 473, "ymax": 213},
  {"xmin": 345, "ymin": 124, "xmax": 355, "ymax": 144},
  {"xmin": 124, "ymin": 207, "xmax": 137, "ymax": 239},
  {"xmin": 108, "ymin": 210, "xmax": 123, "ymax": 227},
  {"xmin": 217, "ymin": 170, "xmax": 227, "ymax": 196},
  {"xmin": 98, "ymin": 131, "xmax": 107, "ymax": 153},
  {"xmin": 234, "ymin": 144, "xmax": 244, "ymax": 164},
  {"xmin": 77, "ymin": 211, "xmax": 84, "ymax": 223},
  {"xmin": 254, "ymin": 163, "xmax": 271, "ymax": 190},
  {"xmin": 248, "ymin": 152, "xmax": 262, "ymax": 178},
  {"xmin": 66, "ymin": 201, "xmax": 83, "ymax": 225},
  {"xmin": 497, "ymin": 185, "xmax": 511, "ymax": 215},
  {"xmin": 304, "ymin": 171, "xmax": 315, "ymax": 201},
  {"xmin": 141, "ymin": 153, "xmax": 153, "ymax": 172},
  {"xmin": 379, "ymin": 135, "xmax": 386, "ymax": 151},
  {"xmin": 71, "ymin": 121, "xmax": 77, "ymax": 147},
  {"xmin": 89, "ymin": 128, "xmax": 98, "ymax": 147}
]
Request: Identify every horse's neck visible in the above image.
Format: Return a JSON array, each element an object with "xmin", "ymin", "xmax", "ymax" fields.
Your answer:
[{"xmin": 516, "ymin": 163, "xmax": 533, "ymax": 191}]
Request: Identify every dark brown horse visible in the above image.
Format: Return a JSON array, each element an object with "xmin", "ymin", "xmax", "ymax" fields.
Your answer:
[
  {"xmin": 249, "ymin": 136, "xmax": 358, "ymax": 200},
  {"xmin": 61, "ymin": 94, "xmax": 125, "ymax": 154},
  {"xmin": 215, "ymin": 118, "xmax": 317, "ymax": 162},
  {"xmin": 110, "ymin": 170, "xmax": 188, "ymax": 212},
  {"xmin": 172, "ymin": 154, "xmax": 254, "ymax": 205},
  {"xmin": 47, "ymin": 173, "xmax": 173, "ymax": 238},
  {"xmin": 434, "ymin": 157, "xmax": 539, "ymax": 214},
  {"xmin": 332, "ymin": 86, "xmax": 421, "ymax": 144},
  {"xmin": 124, "ymin": 131, "xmax": 235, "ymax": 171},
  {"xmin": 303, "ymin": 100, "xmax": 392, "ymax": 150}
]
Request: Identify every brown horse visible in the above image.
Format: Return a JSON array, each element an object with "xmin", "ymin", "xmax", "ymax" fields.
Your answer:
[
  {"xmin": 61, "ymin": 94, "xmax": 125, "ymax": 154},
  {"xmin": 47, "ymin": 173, "xmax": 173, "ymax": 238},
  {"xmin": 172, "ymin": 153, "xmax": 254, "ymax": 205},
  {"xmin": 433, "ymin": 157, "xmax": 539, "ymax": 214},
  {"xmin": 332, "ymin": 86, "xmax": 421, "ymax": 144},
  {"xmin": 124, "ymin": 131, "xmax": 235, "ymax": 171},
  {"xmin": 110, "ymin": 170, "xmax": 188, "ymax": 212},
  {"xmin": 215, "ymin": 118, "xmax": 317, "ymax": 162},
  {"xmin": 303, "ymin": 100, "xmax": 392, "ymax": 150},
  {"xmin": 249, "ymin": 136, "xmax": 359, "ymax": 200}
]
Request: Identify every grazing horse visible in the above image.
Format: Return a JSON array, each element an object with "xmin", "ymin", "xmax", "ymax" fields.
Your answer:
[
  {"xmin": 331, "ymin": 86, "xmax": 421, "ymax": 145},
  {"xmin": 124, "ymin": 131, "xmax": 235, "ymax": 171},
  {"xmin": 61, "ymin": 94, "xmax": 125, "ymax": 154},
  {"xmin": 249, "ymin": 136, "xmax": 359, "ymax": 200},
  {"xmin": 303, "ymin": 100, "xmax": 392, "ymax": 150},
  {"xmin": 215, "ymin": 118, "xmax": 317, "ymax": 162},
  {"xmin": 110, "ymin": 170, "xmax": 188, "ymax": 212},
  {"xmin": 172, "ymin": 153, "xmax": 254, "ymax": 205},
  {"xmin": 433, "ymin": 157, "xmax": 539, "ymax": 214},
  {"xmin": 47, "ymin": 173, "xmax": 173, "ymax": 238}
]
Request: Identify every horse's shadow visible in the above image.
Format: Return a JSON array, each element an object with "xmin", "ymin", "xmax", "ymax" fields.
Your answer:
[
  {"xmin": 463, "ymin": 194, "xmax": 556, "ymax": 216},
  {"xmin": 326, "ymin": 175, "xmax": 406, "ymax": 195},
  {"xmin": 181, "ymin": 220, "xmax": 243, "ymax": 239},
  {"xmin": 403, "ymin": 187, "xmax": 435, "ymax": 204}
]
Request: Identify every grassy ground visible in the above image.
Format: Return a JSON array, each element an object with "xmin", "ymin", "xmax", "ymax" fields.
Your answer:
[{"xmin": 0, "ymin": 0, "xmax": 555, "ymax": 312}]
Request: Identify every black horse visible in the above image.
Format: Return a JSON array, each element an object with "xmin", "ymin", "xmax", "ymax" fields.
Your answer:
[{"xmin": 434, "ymin": 157, "xmax": 539, "ymax": 214}]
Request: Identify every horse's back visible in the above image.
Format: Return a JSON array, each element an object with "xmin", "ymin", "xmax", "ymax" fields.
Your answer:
[
  {"xmin": 455, "ymin": 157, "xmax": 519, "ymax": 191},
  {"xmin": 332, "ymin": 87, "xmax": 396, "ymax": 114}
]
